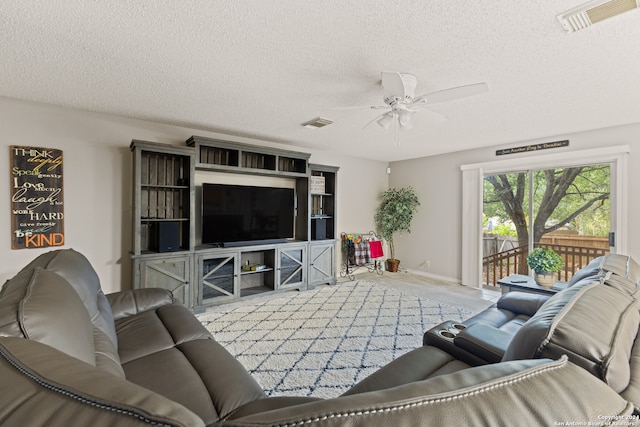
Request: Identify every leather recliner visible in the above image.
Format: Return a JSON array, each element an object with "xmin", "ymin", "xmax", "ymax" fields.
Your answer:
[
  {"xmin": 0, "ymin": 249, "xmax": 636, "ymax": 426},
  {"xmin": 422, "ymin": 253, "xmax": 640, "ymax": 406}
]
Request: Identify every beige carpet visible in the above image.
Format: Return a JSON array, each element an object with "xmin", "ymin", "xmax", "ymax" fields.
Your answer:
[{"xmin": 197, "ymin": 279, "xmax": 477, "ymax": 398}]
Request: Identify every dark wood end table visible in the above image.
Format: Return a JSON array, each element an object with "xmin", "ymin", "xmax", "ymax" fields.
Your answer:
[{"xmin": 497, "ymin": 274, "xmax": 568, "ymax": 296}]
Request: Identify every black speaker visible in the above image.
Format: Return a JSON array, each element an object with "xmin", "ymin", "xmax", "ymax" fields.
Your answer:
[
  {"xmin": 150, "ymin": 221, "xmax": 180, "ymax": 252},
  {"xmin": 311, "ymin": 219, "xmax": 327, "ymax": 240}
]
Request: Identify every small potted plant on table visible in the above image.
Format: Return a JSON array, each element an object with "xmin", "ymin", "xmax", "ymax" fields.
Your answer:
[
  {"xmin": 527, "ymin": 248, "xmax": 563, "ymax": 287},
  {"xmin": 374, "ymin": 186, "xmax": 420, "ymax": 272}
]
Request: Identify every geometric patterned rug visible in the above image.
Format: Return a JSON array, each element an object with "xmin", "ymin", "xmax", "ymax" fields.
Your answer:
[{"xmin": 196, "ymin": 280, "xmax": 475, "ymax": 398}]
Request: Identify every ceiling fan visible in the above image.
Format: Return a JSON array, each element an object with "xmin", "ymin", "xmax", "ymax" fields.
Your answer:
[{"xmin": 364, "ymin": 72, "xmax": 489, "ymax": 145}]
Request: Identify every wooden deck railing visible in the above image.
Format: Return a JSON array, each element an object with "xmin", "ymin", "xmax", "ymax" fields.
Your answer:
[
  {"xmin": 482, "ymin": 243, "xmax": 609, "ymax": 287},
  {"xmin": 482, "ymin": 245, "xmax": 527, "ymax": 287},
  {"xmin": 534, "ymin": 242, "xmax": 609, "ymax": 282}
]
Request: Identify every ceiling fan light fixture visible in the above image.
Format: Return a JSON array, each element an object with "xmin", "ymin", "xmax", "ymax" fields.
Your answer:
[
  {"xmin": 360, "ymin": 71, "xmax": 488, "ymax": 145},
  {"xmin": 397, "ymin": 109, "xmax": 413, "ymax": 128},
  {"xmin": 377, "ymin": 113, "xmax": 394, "ymax": 129},
  {"xmin": 557, "ymin": 0, "xmax": 639, "ymax": 32}
]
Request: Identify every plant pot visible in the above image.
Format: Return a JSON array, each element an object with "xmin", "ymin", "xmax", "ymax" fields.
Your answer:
[
  {"xmin": 534, "ymin": 272, "xmax": 556, "ymax": 288},
  {"xmin": 386, "ymin": 259, "xmax": 400, "ymax": 273}
]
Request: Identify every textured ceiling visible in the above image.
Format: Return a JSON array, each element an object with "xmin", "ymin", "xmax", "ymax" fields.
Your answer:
[{"xmin": 1, "ymin": 1, "xmax": 639, "ymax": 161}]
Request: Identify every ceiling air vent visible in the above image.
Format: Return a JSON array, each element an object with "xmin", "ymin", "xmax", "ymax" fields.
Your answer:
[
  {"xmin": 301, "ymin": 117, "xmax": 333, "ymax": 129},
  {"xmin": 557, "ymin": 0, "xmax": 639, "ymax": 32}
]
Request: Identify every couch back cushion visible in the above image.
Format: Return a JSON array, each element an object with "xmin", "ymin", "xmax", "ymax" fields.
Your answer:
[
  {"xmin": 566, "ymin": 255, "xmax": 604, "ymax": 287},
  {"xmin": 20, "ymin": 249, "xmax": 118, "ymax": 345},
  {"xmin": 0, "ymin": 268, "xmax": 96, "ymax": 366},
  {"xmin": 503, "ymin": 281, "xmax": 640, "ymax": 392},
  {"xmin": 600, "ymin": 254, "xmax": 640, "ymax": 296},
  {"xmin": 567, "ymin": 254, "xmax": 640, "ymax": 295},
  {"xmin": 14, "ymin": 249, "xmax": 124, "ymax": 377}
]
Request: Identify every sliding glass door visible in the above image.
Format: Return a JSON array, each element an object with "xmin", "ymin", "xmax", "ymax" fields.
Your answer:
[{"xmin": 482, "ymin": 163, "xmax": 612, "ymax": 285}]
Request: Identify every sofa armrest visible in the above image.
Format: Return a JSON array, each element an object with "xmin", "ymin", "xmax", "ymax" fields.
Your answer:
[
  {"xmin": 0, "ymin": 337, "xmax": 204, "ymax": 427},
  {"xmin": 496, "ymin": 291, "xmax": 549, "ymax": 317},
  {"xmin": 225, "ymin": 357, "xmax": 634, "ymax": 426},
  {"xmin": 106, "ymin": 288, "xmax": 174, "ymax": 320},
  {"xmin": 423, "ymin": 321, "xmax": 489, "ymax": 366},
  {"xmin": 454, "ymin": 324, "xmax": 513, "ymax": 363}
]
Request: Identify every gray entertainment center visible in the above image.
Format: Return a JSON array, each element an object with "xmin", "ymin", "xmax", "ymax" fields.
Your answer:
[{"xmin": 130, "ymin": 136, "xmax": 338, "ymax": 310}]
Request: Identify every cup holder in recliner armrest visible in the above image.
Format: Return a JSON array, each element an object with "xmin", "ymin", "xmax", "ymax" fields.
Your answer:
[
  {"xmin": 423, "ymin": 321, "xmax": 490, "ymax": 366},
  {"xmin": 437, "ymin": 330, "xmax": 456, "ymax": 340},
  {"xmin": 439, "ymin": 324, "xmax": 467, "ymax": 340},
  {"xmin": 425, "ymin": 321, "xmax": 466, "ymax": 344}
]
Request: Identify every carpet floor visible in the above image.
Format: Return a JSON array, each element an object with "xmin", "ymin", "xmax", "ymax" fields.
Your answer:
[{"xmin": 197, "ymin": 280, "xmax": 476, "ymax": 398}]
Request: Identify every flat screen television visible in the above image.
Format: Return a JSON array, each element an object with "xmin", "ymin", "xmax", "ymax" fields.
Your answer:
[{"xmin": 201, "ymin": 183, "xmax": 295, "ymax": 247}]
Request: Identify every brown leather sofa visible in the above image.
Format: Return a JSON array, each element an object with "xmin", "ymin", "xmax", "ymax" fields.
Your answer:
[{"xmin": 0, "ymin": 249, "xmax": 636, "ymax": 426}]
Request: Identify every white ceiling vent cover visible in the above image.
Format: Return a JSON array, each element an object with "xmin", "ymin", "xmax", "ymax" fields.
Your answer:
[{"xmin": 557, "ymin": 0, "xmax": 639, "ymax": 32}]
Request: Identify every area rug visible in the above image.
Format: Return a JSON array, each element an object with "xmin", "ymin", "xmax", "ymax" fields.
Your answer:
[{"xmin": 196, "ymin": 280, "xmax": 474, "ymax": 398}]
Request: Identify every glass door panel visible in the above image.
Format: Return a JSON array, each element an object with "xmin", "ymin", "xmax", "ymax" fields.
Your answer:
[
  {"xmin": 483, "ymin": 163, "xmax": 611, "ymax": 285},
  {"xmin": 278, "ymin": 246, "xmax": 305, "ymax": 289},
  {"xmin": 483, "ymin": 171, "xmax": 530, "ymax": 283},
  {"xmin": 199, "ymin": 254, "xmax": 237, "ymax": 304},
  {"xmin": 532, "ymin": 164, "xmax": 610, "ymax": 281}
]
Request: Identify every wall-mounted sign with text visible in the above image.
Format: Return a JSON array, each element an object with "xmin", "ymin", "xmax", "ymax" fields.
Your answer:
[
  {"xmin": 10, "ymin": 146, "xmax": 64, "ymax": 249},
  {"xmin": 496, "ymin": 140, "xmax": 569, "ymax": 156}
]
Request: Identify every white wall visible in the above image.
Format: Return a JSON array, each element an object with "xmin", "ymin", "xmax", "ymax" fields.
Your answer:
[
  {"xmin": 0, "ymin": 97, "xmax": 388, "ymax": 292},
  {"xmin": 5, "ymin": 96, "xmax": 636, "ymax": 291},
  {"xmin": 389, "ymin": 123, "xmax": 640, "ymax": 284}
]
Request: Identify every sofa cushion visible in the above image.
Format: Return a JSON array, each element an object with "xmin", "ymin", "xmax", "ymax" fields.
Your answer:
[
  {"xmin": 462, "ymin": 291, "xmax": 546, "ymax": 337},
  {"xmin": 342, "ymin": 346, "xmax": 470, "ymax": 396},
  {"xmin": 225, "ymin": 356, "xmax": 634, "ymax": 426},
  {"xmin": 566, "ymin": 255, "xmax": 604, "ymax": 287},
  {"xmin": 107, "ymin": 287, "xmax": 175, "ymax": 321},
  {"xmin": 503, "ymin": 281, "xmax": 640, "ymax": 392},
  {"xmin": 0, "ymin": 268, "xmax": 95, "ymax": 367},
  {"xmin": 19, "ymin": 249, "xmax": 124, "ymax": 377},
  {"xmin": 621, "ymin": 333, "xmax": 640, "ymax": 409},
  {"xmin": 591, "ymin": 253, "xmax": 640, "ymax": 295},
  {"xmin": 0, "ymin": 337, "xmax": 204, "ymax": 427},
  {"xmin": 115, "ymin": 303, "xmax": 266, "ymax": 423},
  {"xmin": 20, "ymin": 249, "xmax": 118, "ymax": 347},
  {"xmin": 495, "ymin": 291, "xmax": 549, "ymax": 316},
  {"xmin": 601, "ymin": 254, "xmax": 640, "ymax": 282}
]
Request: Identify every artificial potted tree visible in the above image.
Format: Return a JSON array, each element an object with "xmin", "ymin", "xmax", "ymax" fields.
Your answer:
[
  {"xmin": 527, "ymin": 247, "xmax": 564, "ymax": 287},
  {"xmin": 374, "ymin": 186, "xmax": 420, "ymax": 272}
]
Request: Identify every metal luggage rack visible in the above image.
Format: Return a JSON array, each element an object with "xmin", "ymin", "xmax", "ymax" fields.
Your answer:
[{"xmin": 340, "ymin": 231, "xmax": 384, "ymax": 281}]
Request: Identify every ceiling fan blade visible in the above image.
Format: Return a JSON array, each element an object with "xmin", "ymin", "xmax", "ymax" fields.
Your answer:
[
  {"xmin": 381, "ymin": 72, "xmax": 406, "ymax": 98},
  {"xmin": 329, "ymin": 105, "xmax": 375, "ymax": 110},
  {"xmin": 327, "ymin": 104, "xmax": 388, "ymax": 111},
  {"xmin": 406, "ymin": 104, "xmax": 449, "ymax": 122},
  {"xmin": 425, "ymin": 109, "xmax": 448, "ymax": 122},
  {"xmin": 381, "ymin": 71, "xmax": 417, "ymax": 101},
  {"xmin": 413, "ymin": 82, "xmax": 488, "ymax": 105}
]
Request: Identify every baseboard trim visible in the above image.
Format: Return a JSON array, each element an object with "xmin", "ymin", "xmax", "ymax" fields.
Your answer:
[
  {"xmin": 404, "ymin": 268, "xmax": 461, "ymax": 285},
  {"xmin": 340, "ymin": 266, "xmax": 464, "ymax": 288}
]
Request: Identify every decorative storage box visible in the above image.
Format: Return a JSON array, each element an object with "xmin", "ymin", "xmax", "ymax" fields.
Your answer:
[{"xmin": 310, "ymin": 176, "xmax": 326, "ymax": 194}]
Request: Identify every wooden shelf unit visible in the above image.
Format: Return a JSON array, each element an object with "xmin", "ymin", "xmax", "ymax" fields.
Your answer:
[
  {"xmin": 309, "ymin": 164, "xmax": 337, "ymax": 241},
  {"xmin": 307, "ymin": 164, "xmax": 338, "ymax": 288},
  {"xmin": 186, "ymin": 136, "xmax": 309, "ymax": 177},
  {"xmin": 131, "ymin": 137, "xmax": 338, "ymax": 308},
  {"xmin": 130, "ymin": 140, "xmax": 195, "ymax": 255}
]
